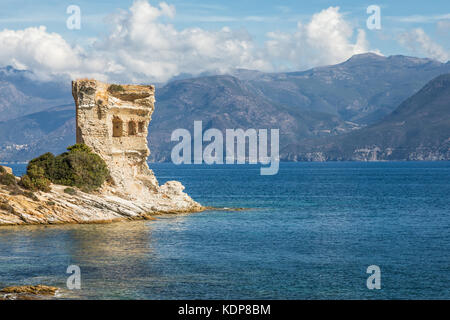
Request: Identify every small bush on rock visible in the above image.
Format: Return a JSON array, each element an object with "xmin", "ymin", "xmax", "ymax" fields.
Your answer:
[
  {"xmin": 0, "ymin": 172, "xmax": 16, "ymax": 186},
  {"xmin": 23, "ymin": 191, "xmax": 39, "ymax": 201},
  {"xmin": 108, "ymin": 84, "xmax": 124, "ymax": 93},
  {"xmin": 19, "ymin": 166, "xmax": 51, "ymax": 192},
  {"xmin": 64, "ymin": 187, "xmax": 77, "ymax": 195},
  {"xmin": 21, "ymin": 144, "xmax": 109, "ymax": 193},
  {"xmin": 8, "ymin": 186, "xmax": 39, "ymax": 201},
  {"xmin": 0, "ymin": 200, "xmax": 15, "ymax": 214}
]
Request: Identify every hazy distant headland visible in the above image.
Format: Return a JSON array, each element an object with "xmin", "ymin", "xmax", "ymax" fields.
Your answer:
[{"xmin": 0, "ymin": 53, "xmax": 449, "ymax": 163}]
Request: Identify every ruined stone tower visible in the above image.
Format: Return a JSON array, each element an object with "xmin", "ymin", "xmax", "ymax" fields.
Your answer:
[
  {"xmin": 0, "ymin": 80, "xmax": 203, "ymax": 225},
  {"xmin": 72, "ymin": 79, "xmax": 158, "ymax": 198}
]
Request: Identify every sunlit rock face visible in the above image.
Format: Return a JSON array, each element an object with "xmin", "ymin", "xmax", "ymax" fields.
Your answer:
[
  {"xmin": 72, "ymin": 79, "xmax": 159, "ymax": 199},
  {"xmin": 0, "ymin": 81, "xmax": 204, "ymax": 226}
]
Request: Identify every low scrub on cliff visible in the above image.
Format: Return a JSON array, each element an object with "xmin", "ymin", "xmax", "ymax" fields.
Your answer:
[
  {"xmin": 0, "ymin": 171, "xmax": 16, "ymax": 186},
  {"xmin": 0, "ymin": 168, "xmax": 39, "ymax": 200},
  {"xmin": 19, "ymin": 164, "xmax": 52, "ymax": 192},
  {"xmin": 0, "ymin": 200, "xmax": 15, "ymax": 214},
  {"xmin": 63, "ymin": 187, "xmax": 77, "ymax": 195},
  {"xmin": 108, "ymin": 84, "xmax": 124, "ymax": 93},
  {"xmin": 21, "ymin": 144, "xmax": 110, "ymax": 193}
]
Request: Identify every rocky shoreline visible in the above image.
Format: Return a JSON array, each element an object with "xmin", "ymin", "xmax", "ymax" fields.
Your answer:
[
  {"xmin": 0, "ymin": 166, "xmax": 205, "ymax": 226},
  {"xmin": 0, "ymin": 285, "xmax": 59, "ymax": 300},
  {"xmin": 0, "ymin": 80, "xmax": 209, "ymax": 226}
]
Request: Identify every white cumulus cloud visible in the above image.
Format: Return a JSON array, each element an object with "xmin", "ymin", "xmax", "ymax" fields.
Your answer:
[
  {"xmin": 0, "ymin": 26, "xmax": 118, "ymax": 81},
  {"xmin": 94, "ymin": 0, "xmax": 270, "ymax": 82},
  {"xmin": 265, "ymin": 7, "xmax": 370, "ymax": 70},
  {"xmin": 398, "ymin": 28, "xmax": 449, "ymax": 62},
  {"xmin": 0, "ymin": 1, "xmax": 376, "ymax": 83}
]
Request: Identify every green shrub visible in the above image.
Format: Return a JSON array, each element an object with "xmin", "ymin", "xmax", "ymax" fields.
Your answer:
[
  {"xmin": 22, "ymin": 176, "xmax": 51, "ymax": 192},
  {"xmin": 64, "ymin": 187, "xmax": 77, "ymax": 195},
  {"xmin": 19, "ymin": 166, "xmax": 51, "ymax": 192},
  {"xmin": 108, "ymin": 84, "xmax": 124, "ymax": 93},
  {"xmin": 67, "ymin": 144, "xmax": 93, "ymax": 153},
  {"xmin": 8, "ymin": 188, "xmax": 20, "ymax": 196},
  {"xmin": 19, "ymin": 174, "xmax": 34, "ymax": 190},
  {"xmin": 28, "ymin": 153, "xmax": 55, "ymax": 174},
  {"xmin": 0, "ymin": 200, "xmax": 15, "ymax": 214},
  {"xmin": 23, "ymin": 191, "xmax": 39, "ymax": 201},
  {"xmin": 22, "ymin": 143, "xmax": 109, "ymax": 193},
  {"xmin": 8, "ymin": 185, "xmax": 39, "ymax": 201},
  {"xmin": 0, "ymin": 172, "xmax": 17, "ymax": 186},
  {"xmin": 0, "ymin": 166, "xmax": 5, "ymax": 174}
]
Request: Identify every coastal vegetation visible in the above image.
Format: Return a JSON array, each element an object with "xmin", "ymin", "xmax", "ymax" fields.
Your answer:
[
  {"xmin": 63, "ymin": 187, "xmax": 77, "ymax": 195},
  {"xmin": 0, "ymin": 80, "xmax": 203, "ymax": 226},
  {"xmin": 0, "ymin": 168, "xmax": 16, "ymax": 186},
  {"xmin": 20, "ymin": 143, "xmax": 110, "ymax": 193},
  {"xmin": 108, "ymin": 84, "xmax": 125, "ymax": 92},
  {"xmin": 0, "ymin": 165, "xmax": 38, "ymax": 200}
]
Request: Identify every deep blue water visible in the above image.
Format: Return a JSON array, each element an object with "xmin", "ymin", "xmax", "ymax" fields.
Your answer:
[{"xmin": 0, "ymin": 162, "xmax": 449, "ymax": 299}]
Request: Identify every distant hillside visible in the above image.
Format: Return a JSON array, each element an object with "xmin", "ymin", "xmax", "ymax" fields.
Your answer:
[
  {"xmin": 1, "ymin": 54, "xmax": 450, "ymax": 162},
  {"xmin": 145, "ymin": 53, "xmax": 450, "ymax": 161},
  {"xmin": 0, "ymin": 66, "xmax": 72, "ymax": 121},
  {"xmin": 0, "ymin": 104, "xmax": 75, "ymax": 161},
  {"xmin": 283, "ymin": 74, "xmax": 450, "ymax": 161},
  {"xmin": 147, "ymin": 75, "xmax": 356, "ymax": 161},
  {"xmin": 243, "ymin": 53, "xmax": 450, "ymax": 125}
]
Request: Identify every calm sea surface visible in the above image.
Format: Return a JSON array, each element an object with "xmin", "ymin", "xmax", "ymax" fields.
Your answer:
[{"xmin": 0, "ymin": 162, "xmax": 449, "ymax": 299}]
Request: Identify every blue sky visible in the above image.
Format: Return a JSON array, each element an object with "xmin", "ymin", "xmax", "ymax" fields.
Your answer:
[{"xmin": 0, "ymin": 0, "xmax": 449, "ymax": 82}]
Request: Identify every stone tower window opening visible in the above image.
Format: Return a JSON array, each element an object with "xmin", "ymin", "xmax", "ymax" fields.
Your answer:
[
  {"xmin": 138, "ymin": 121, "xmax": 145, "ymax": 133},
  {"xmin": 128, "ymin": 121, "xmax": 137, "ymax": 136},
  {"xmin": 112, "ymin": 117, "xmax": 123, "ymax": 137}
]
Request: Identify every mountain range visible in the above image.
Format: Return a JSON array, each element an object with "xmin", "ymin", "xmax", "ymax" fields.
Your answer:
[
  {"xmin": 0, "ymin": 66, "xmax": 71, "ymax": 121},
  {"xmin": 0, "ymin": 53, "xmax": 449, "ymax": 162},
  {"xmin": 283, "ymin": 74, "xmax": 450, "ymax": 161}
]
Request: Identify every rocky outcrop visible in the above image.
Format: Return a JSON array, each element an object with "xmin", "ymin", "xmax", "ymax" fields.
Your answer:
[
  {"xmin": 0, "ymin": 182, "xmax": 204, "ymax": 226},
  {"xmin": 0, "ymin": 285, "xmax": 59, "ymax": 300},
  {"xmin": 0, "ymin": 165, "xmax": 13, "ymax": 175},
  {"xmin": 0, "ymin": 80, "xmax": 204, "ymax": 226}
]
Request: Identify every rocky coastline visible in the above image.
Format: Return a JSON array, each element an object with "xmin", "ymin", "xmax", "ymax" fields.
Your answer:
[
  {"xmin": 0, "ymin": 166, "xmax": 205, "ymax": 226},
  {"xmin": 0, "ymin": 79, "xmax": 206, "ymax": 226}
]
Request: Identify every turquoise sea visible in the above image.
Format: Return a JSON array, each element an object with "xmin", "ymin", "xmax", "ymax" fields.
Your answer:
[{"xmin": 0, "ymin": 162, "xmax": 449, "ymax": 299}]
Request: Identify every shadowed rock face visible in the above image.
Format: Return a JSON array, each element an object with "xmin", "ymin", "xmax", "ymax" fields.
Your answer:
[{"xmin": 72, "ymin": 79, "xmax": 159, "ymax": 199}]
